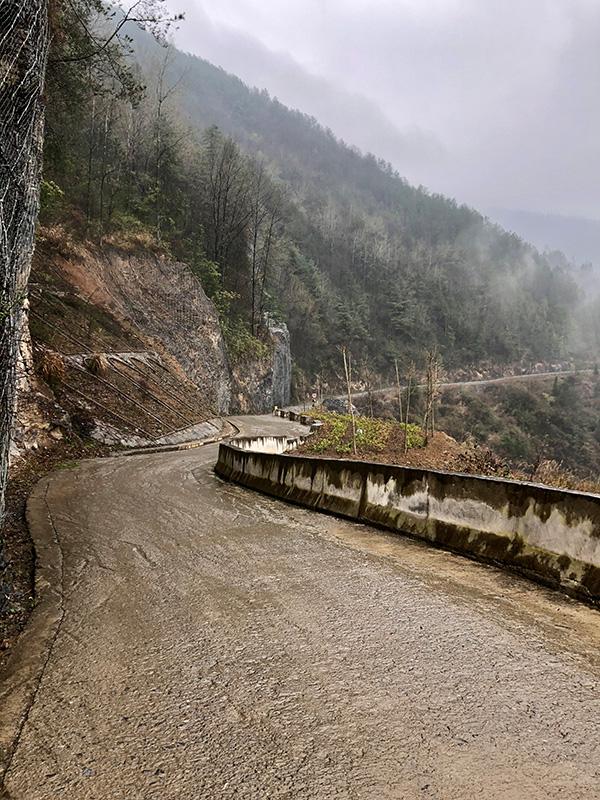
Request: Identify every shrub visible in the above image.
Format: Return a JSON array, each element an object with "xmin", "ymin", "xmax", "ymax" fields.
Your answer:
[
  {"xmin": 306, "ymin": 412, "xmax": 425, "ymax": 456},
  {"xmin": 85, "ymin": 353, "xmax": 109, "ymax": 376},
  {"xmin": 38, "ymin": 350, "xmax": 66, "ymax": 387},
  {"xmin": 40, "ymin": 179, "xmax": 64, "ymax": 220},
  {"xmin": 403, "ymin": 423, "xmax": 426, "ymax": 449},
  {"xmin": 498, "ymin": 428, "xmax": 532, "ymax": 461},
  {"xmin": 223, "ymin": 317, "xmax": 270, "ymax": 363}
]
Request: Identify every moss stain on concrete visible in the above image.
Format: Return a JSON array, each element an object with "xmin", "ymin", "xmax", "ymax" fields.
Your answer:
[{"xmin": 216, "ymin": 438, "xmax": 600, "ymax": 606}]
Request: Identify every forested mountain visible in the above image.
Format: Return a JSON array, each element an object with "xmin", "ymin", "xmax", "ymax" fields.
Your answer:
[{"xmin": 41, "ymin": 2, "xmax": 581, "ymax": 386}]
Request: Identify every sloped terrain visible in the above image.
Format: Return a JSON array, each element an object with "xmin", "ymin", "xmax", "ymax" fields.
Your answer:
[{"xmin": 25, "ymin": 231, "xmax": 228, "ymax": 447}]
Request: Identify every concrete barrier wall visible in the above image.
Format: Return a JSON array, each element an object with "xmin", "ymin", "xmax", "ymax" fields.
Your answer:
[
  {"xmin": 233, "ymin": 435, "xmax": 301, "ymax": 454},
  {"xmin": 216, "ymin": 441, "xmax": 600, "ymax": 604},
  {"xmin": 273, "ymin": 408, "xmax": 322, "ymax": 431}
]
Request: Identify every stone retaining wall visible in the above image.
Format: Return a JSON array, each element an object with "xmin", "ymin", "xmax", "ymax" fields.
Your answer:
[{"xmin": 216, "ymin": 420, "xmax": 600, "ymax": 604}]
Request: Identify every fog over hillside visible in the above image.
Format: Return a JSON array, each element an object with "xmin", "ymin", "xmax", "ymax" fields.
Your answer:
[
  {"xmin": 166, "ymin": 0, "xmax": 600, "ymax": 260},
  {"xmin": 488, "ymin": 208, "xmax": 600, "ymax": 273}
]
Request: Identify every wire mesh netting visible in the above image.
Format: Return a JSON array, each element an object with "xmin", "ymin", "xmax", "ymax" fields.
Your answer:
[
  {"xmin": 0, "ymin": 0, "xmax": 49, "ymax": 518},
  {"xmin": 163, "ymin": 269, "xmax": 207, "ymax": 328}
]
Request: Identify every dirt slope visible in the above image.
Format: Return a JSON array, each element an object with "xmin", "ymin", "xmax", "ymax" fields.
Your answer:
[{"xmin": 20, "ymin": 229, "xmax": 232, "ymax": 450}]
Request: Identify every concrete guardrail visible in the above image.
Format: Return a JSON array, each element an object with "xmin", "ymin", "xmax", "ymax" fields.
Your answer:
[{"xmin": 215, "ymin": 411, "xmax": 600, "ymax": 605}]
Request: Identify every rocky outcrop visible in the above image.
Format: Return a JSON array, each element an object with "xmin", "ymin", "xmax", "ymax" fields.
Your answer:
[
  {"xmin": 46, "ymin": 237, "xmax": 232, "ymax": 414},
  {"xmin": 18, "ymin": 234, "xmax": 291, "ymax": 442},
  {"xmin": 17, "ymin": 233, "xmax": 294, "ymax": 448},
  {"xmin": 267, "ymin": 318, "xmax": 292, "ymax": 408},
  {"xmin": 11, "ymin": 302, "xmax": 69, "ymax": 460},
  {"xmin": 230, "ymin": 359, "xmax": 272, "ymax": 414},
  {"xmin": 230, "ymin": 319, "xmax": 292, "ymax": 413}
]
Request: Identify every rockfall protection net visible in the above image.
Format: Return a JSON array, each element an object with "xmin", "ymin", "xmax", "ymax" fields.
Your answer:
[{"xmin": 0, "ymin": 0, "xmax": 49, "ymax": 518}]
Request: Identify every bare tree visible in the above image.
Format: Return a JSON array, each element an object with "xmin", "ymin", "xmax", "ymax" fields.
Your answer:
[
  {"xmin": 98, "ymin": 98, "xmax": 118, "ymax": 232},
  {"xmin": 201, "ymin": 128, "xmax": 253, "ymax": 286},
  {"xmin": 152, "ymin": 46, "xmax": 183, "ymax": 241},
  {"xmin": 341, "ymin": 346, "xmax": 357, "ymax": 455},
  {"xmin": 363, "ymin": 364, "xmax": 378, "ymax": 418},
  {"xmin": 249, "ymin": 160, "xmax": 269, "ymax": 334},
  {"xmin": 85, "ymin": 75, "xmax": 97, "ymax": 221},
  {"xmin": 422, "ymin": 349, "xmax": 443, "ymax": 444},
  {"xmin": 50, "ymin": 1, "xmax": 183, "ymax": 68},
  {"xmin": 247, "ymin": 161, "xmax": 284, "ymax": 335},
  {"xmin": 404, "ymin": 361, "xmax": 416, "ymax": 453},
  {"xmin": 394, "ymin": 358, "xmax": 403, "ymax": 424}
]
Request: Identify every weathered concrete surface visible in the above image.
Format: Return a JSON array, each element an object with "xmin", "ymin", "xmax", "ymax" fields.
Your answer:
[
  {"xmin": 216, "ymin": 443, "xmax": 600, "ymax": 604},
  {"xmin": 2, "ymin": 415, "xmax": 600, "ymax": 799}
]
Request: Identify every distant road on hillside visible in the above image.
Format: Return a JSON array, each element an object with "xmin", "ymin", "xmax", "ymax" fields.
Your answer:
[
  {"xmin": 289, "ymin": 368, "xmax": 590, "ymax": 412},
  {"xmin": 437, "ymin": 368, "xmax": 591, "ymax": 392}
]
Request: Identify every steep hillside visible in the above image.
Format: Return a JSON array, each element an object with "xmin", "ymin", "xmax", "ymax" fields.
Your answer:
[
  {"xmin": 17, "ymin": 228, "xmax": 291, "ymax": 454},
  {"xmin": 436, "ymin": 373, "xmax": 600, "ymax": 477},
  {"xmin": 132, "ymin": 32, "xmax": 578, "ymax": 371},
  {"xmin": 352, "ymin": 372, "xmax": 600, "ymax": 481},
  {"xmin": 40, "ymin": 4, "xmax": 582, "ymax": 397}
]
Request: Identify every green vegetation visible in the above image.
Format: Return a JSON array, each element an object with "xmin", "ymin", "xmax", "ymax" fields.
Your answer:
[
  {"xmin": 56, "ymin": 461, "xmax": 79, "ymax": 471},
  {"xmin": 306, "ymin": 412, "xmax": 424, "ymax": 456},
  {"xmin": 221, "ymin": 317, "xmax": 271, "ymax": 365},
  {"xmin": 41, "ymin": 2, "xmax": 582, "ymax": 382},
  {"xmin": 437, "ymin": 374, "xmax": 600, "ymax": 477}
]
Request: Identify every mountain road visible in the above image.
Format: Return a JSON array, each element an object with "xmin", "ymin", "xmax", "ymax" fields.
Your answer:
[{"xmin": 1, "ymin": 414, "xmax": 599, "ymax": 799}]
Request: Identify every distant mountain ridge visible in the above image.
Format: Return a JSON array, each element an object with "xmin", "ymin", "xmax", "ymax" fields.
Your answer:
[{"xmin": 489, "ymin": 207, "xmax": 600, "ymax": 270}]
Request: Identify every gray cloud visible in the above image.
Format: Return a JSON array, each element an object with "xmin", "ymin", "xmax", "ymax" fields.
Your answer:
[{"xmin": 166, "ymin": 0, "xmax": 600, "ymax": 219}]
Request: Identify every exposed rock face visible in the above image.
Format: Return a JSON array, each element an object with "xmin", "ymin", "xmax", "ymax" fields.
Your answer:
[
  {"xmin": 11, "ymin": 302, "xmax": 68, "ymax": 461},
  {"xmin": 15, "ymin": 236, "xmax": 294, "ymax": 450},
  {"xmin": 230, "ymin": 319, "xmax": 292, "ymax": 413},
  {"xmin": 54, "ymin": 241, "xmax": 232, "ymax": 414},
  {"xmin": 268, "ymin": 319, "xmax": 292, "ymax": 408},
  {"xmin": 230, "ymin": 358, "xmax": 275, "ymax": 415}
]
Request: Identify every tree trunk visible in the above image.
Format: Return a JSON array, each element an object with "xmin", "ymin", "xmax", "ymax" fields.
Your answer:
[
  {"xmin": 342, "ymin": 347, "xmax": 357, "ymax": 455},
  {"xmin": 394, "ymin": 358, "xmax": 403, "ymax": 424},
  {"xmin": 0, "ymin": 0, "xmax": 49, "ymax": 521},
  {"xmin": 404, "ymin": 372, "xmax": 413, "ymax": 453}
]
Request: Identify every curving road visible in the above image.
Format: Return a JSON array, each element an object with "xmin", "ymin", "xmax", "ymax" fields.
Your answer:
[
  {"xmin": 308, "ymin": 369, "xmax": 589, "ymax": 412},
  {"xmin": 2, "ymin": 414, "xmax": 600, "ymax": 799}
]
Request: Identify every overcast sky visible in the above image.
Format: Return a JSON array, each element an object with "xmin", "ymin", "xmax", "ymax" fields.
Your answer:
[{"xmin": 164, "ymin": 0, "xmax": 600, "ymax": 220}]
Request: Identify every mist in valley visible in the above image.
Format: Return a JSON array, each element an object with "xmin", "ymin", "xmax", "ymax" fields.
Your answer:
[{"xmin": 166, "ymin": 1, "xmax": 600, "ymax": 228}]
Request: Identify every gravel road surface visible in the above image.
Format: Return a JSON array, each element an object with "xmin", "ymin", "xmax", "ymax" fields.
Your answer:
[{"xmin": 2, "ymin": 414, "xmax": 599, "ymax": 799}]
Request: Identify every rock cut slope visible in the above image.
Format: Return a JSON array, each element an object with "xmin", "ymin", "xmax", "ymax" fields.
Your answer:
[
  {"xmin": 18, "ymin": 228, "xmax": 294, "ymax": 452},
  {"xmin": 21, "ymin": 229, "xmax": 230, "ymax": 450}
]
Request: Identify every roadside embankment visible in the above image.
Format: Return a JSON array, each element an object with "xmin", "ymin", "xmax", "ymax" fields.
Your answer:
[{"xmin": 216, "ymin": 413, "xmax": 600, "ymax": 605}]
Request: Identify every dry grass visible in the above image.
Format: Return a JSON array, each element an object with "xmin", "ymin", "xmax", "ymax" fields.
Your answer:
[
  {"xmin": 102, "ymin": 229, "xmax": 165, "ymax": 255},
  {"xmin": 522, "ymin": 460, "xmax": 600, "ymax": 495},
  {"xmin": 37, "ymin": 225, "xmax": 87, "ymax": 260},
  {"xmin": 85, "ymin": 352, "xmax": 109, "ymax": 377},
  {"xmin": 38, "ymin": 349, "xmax": 66, "ymax": 386}
]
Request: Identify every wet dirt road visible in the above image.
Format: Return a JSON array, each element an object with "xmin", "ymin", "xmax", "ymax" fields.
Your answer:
[{"xmin": 2, "ymin": 415, "xmax": 600, "ymax": 799}]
